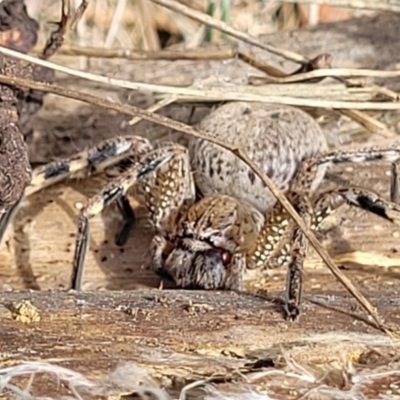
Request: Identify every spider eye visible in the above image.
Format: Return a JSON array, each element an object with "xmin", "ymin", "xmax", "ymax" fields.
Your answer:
[{"xmin": 221, "ymin": 252, "xmax": 232, "ymax": 265}]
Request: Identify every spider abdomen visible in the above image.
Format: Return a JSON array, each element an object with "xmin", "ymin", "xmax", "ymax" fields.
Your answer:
[{"xmin": 189, "ymin": 102, "xmax": 329, "ymax": 214}]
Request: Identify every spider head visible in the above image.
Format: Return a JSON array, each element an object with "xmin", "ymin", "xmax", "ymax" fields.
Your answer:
[{"xmin": 160, "ymin": 195, "xmax": 262, "ymax": 290}]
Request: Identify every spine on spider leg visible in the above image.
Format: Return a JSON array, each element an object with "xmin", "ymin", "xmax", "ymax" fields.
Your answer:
[
  {"xmin": 71, "ymin": 212, "xmax": 90, "ymax": 290},
  {"xmin": 391, "ymin": 162, "xmax": 399, "ymax": 203}
]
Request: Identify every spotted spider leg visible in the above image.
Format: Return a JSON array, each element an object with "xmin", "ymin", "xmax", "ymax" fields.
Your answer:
[
  {"xmin": 138, "ymin": 142, "xmax": 196, "ymax": 277},
  {"xmin": 249, "ymin": 146, "xmax": 400, "ymax": 320},
  {"xmin": 246, "ymin": 193, "xmax": 338, "ymax": 272},
  {"xmin": 289, "ymin": 149, "xmax": 400, "ymax": 319},
  {"xmin": 0, "ymin": 135, "xmax": 153, "ymax": 246}
]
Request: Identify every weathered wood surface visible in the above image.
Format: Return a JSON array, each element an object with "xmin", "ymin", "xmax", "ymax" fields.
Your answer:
[{"xmin": 1, "ymin": 289, "xmax": 400, "ymax": 398}]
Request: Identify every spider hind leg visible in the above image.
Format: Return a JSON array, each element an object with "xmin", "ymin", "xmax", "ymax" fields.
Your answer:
[{"xmin": 284, "ymin": 149, "xmax": 400, "ymax": 320}]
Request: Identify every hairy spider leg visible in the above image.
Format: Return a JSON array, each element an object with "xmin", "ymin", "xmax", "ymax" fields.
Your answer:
[
  {"xmin": 138, "ymin": 143, "xmax": 196, "ymax": 276},
  {"xmin": 72, "ymin": 144, "xmax": 184, "ymax": 290},
  {"xmin": 0, "ymin": 135, "xmax": 153, "ymax": 245},
  {"xmin": 287, "ymin": 147, "xmax": 400, "ymax": 320},
  {"xmin": 249, "ymin": 146, "xmax": 400, "ymax": 320}
]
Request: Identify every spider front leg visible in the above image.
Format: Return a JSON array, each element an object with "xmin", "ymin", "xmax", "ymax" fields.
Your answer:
[
  {"xmin": 0, "ymin": 135, "xmax": 152, "ymax": 245},
  {"xmin": 71, "ymin": 144, "xmax": 184, "ymax": 290},
  {"xmin": 138, "ymin": 142, "xmax": 196, "ymax": 277}
]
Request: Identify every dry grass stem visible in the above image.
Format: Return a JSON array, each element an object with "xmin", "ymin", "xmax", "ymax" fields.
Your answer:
[
  {"xmin": 283, "ymin": 0, "xmax": 400, "ymax": 13},
  {"xmin": 104, "ymin": 0, "xmax": 129, "ymax": 48},
  {"xmin": 136, "ymin": 0, "xmax": 160, "ymax": 51},
  {"xmin": 251, "ymin": 67, "xmax": 400, "ymax": 83},
  {"xmin": 46, "ymin": 44, "xmax": 237, "ymax": 59},
  {"xmin": 40, "ymin": 45, "xmax": 293, "ymax": 78},
  {"xmin": 0, "ymin": 72, "xmax": 386, "ymax": 332},
  {"xmin": 338, "ymin": 109, "xmax": 395, "ymax": 138},
  {"xmin": 127, "ymin": 95, "xmax": 179, "ymax": 125}
]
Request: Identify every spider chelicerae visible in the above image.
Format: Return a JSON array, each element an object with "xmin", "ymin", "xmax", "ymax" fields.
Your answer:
[{"xmin": 2, "ymin": 101, "xmax": 400, "ymax": 321}]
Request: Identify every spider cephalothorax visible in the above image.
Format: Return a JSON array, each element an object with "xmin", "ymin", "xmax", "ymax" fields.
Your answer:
[{"xmin": 156, "ymin": 195, "xmax": 262, "ymax": 290}]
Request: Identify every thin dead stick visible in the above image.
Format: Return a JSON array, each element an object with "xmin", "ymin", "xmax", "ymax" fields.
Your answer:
[
  {"xmin": 0, "ymin": 73, "xmax": 386, "ymax": 332},
  {"xmin": 1, "ymin": 46, "xmax": 400, "ymax": 110},
  {"xmin": 251, "ymin": 68, "xmax": 400, "ymax": 83},
  {"xmin": 370, "ymin": 85, "xmax": 400, "ymax": 101},
  {"xmin": 283, "ymin": 0, "xmax": 400, "ymax": 13},
  {"xmin": 128, "ymin": 96, "xmax": 178, "ymax": 125},
  {"xmin": 46, "ymin": 45, "xmax": 237, "ymax": 60},
  {"xmin": 40, "ymin": 44, "xmax": 287, "ymax": 78},
  {"xmin": 38, "ymin": 44, "xmax": 288, "ymax": 78},
  {"xmin": 238, "ymin": 49, "xmax": 288, "ymax": 78},
  {"xmin": 104, "ymin": 0, "xmax": 128, "ymax": 48},
  {"xmin": 149, "ymin": 0, "xmax": 307, "ymax": 64},
  {"xmin": 338, "ymin": 109, "xmax": 396, "ymax": 138}
]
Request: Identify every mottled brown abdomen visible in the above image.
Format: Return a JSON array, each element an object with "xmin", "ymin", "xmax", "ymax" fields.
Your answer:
[{"xmin": 189, "ymin": 102, "xmax": 328, "ymax": 214}]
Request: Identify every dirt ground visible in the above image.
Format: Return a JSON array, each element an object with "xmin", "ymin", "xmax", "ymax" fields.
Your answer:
[{"xmin": 2, "ymin": 11, "xmax": 400, "ymax": 400}]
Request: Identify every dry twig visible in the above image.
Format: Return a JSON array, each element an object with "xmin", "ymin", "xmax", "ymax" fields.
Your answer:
[
  {"xmin": 40, "ymin": 0, "xmax": 70, "ymax": 59},
  {"xmin": 283, "ymin": 0, "xmax": 400, "ymax": 13},
  {"xmin": 338, "ymin": 109, "xmax": 396, "ymax": 137},
  {"xmin": 36, "ymin": 44, "xmax": 237, "ymax": 59},
  {"xmin": 250, "ymin": 67, "xmax": 400, "ymax": 84},
  {"xmin": 70, "ymin": 0, "xmax": 89, "ymax": 30}
]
